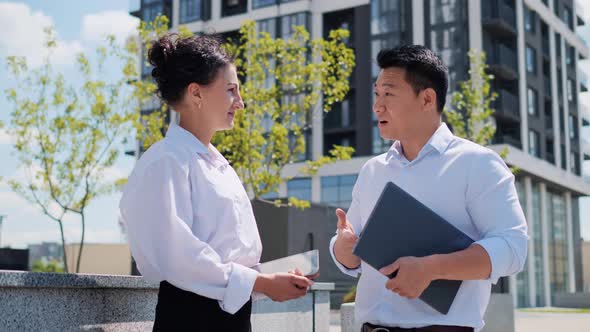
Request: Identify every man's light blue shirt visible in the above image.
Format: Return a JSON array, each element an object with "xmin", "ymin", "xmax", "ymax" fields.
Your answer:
[{"xmin": 329, "ymin": 123, "xmax": 528, "ymax": 331}]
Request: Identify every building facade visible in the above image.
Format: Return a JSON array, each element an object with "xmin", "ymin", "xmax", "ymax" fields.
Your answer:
[{"xmin": 131, "ymin": 0, "xmax": 590, "ymax": 307}]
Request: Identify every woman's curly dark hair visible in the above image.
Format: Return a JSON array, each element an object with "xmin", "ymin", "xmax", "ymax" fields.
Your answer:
[{"xmin": 147, "ymin": 33, "xmax": 234, "ymax": 105}]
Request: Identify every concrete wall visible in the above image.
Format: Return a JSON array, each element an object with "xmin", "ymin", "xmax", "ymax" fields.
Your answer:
[
  {"xmin": 65, "ymin": 243, "xmax": 132, "ymax": 275},
  {"xmin": 554, "ymin": 292, "xmax": 590, "ymax": 308},
  {"xmin": 0, "ymin": 271, "xmax": 333, "ymax": 332},
  {"xmin": 340, "ymin": 294, "xmax": 515, "ymax": 332},
  {"xmin": 583, "ymin": 241, "xmax": 590, "ymax": 291}
]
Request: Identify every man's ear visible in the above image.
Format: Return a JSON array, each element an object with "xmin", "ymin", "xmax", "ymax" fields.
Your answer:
[{"xmin": 422, "ymin": 88, "xmax": 437, "ymax": 113}]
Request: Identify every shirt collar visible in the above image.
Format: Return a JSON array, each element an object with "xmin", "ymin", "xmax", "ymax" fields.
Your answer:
[
  {"xmin": 386, "ymin": 123, "xmax": 454, "ymax": 163},
  {"xmin": 166, "ymin": 123, "xmax": 229, "ymax": 167}
]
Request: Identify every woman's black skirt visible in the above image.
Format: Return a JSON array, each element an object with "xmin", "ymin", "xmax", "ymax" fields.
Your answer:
[{"xmin": 153, "ymin": 281, "xmax": 252, "ymax": 331}]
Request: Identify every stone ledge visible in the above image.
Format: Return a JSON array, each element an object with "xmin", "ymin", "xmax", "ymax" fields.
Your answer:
[{"xmin": 0, "ymin": 270, "xmax": 334, "ymax": 291}]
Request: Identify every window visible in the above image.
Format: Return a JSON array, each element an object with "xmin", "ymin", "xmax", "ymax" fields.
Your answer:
[
  {"xmin": 280, "ymin": 12, "xmax": 308, "ymax": 39},
  {"xmin": 524, "ymin": 6, "xmax": 536, "ymax": 33},
  {"xmin": 526, "ymin": 45, "xmax": 536, "ymax": 74},
  {"xmin": 561, "ymin": 144, "xmax": 566, "ymax": 169},
  {"xmin": 569, "ymin": 115, "xmax": 577, "ymax": 140},
  {"xmin": 565, "ymin": 45, "xmax": 574, "ymax": 66},
  {"xmin": 253, "ymin": 0, "xmax": 276, "ymax": 9},
  {"xmin": 142, "ymin": 0, "xmax": 171, "ymax": 23},
  {"xmin": 555, "ymin": 33, "xmax": 562, "ymax": 59},
  {"xmin": 571, "ymin": 152, "xmax": 580, "ymax": 174},
  {"xmin": 528, "ymin": 130, "xmax": 540, "ymax": 157},
  {"xmin": 548, "ymin": 191, "xmax": 569, "ymax": 293},
  {"xmin": 179, "ymin": 0, "xmax": 206, "ymax": 23},
  {"xmin": 527, "ymin": 87, "xmax": 538, "ymax": 116},
  {"xmin": 563, "ymin": 6, "xmax": 573, "ymax": 30},
  {"xmin": 221, "ymin": 0, "xmax": 247, "ymax": 17},
  {"xmin": 514, "ymin": 179, "xmax": 530, "ymax": 307},
  {"xmin": 321, "ymin": 175, "xmax": 357, "ymax": 208},
  {"xmin": 371, "ymin": 0, "xmax": 412, "ymax": 154},
  {"xmin": 287, "ymin": 178, "xmax": 312, "ymax": 201},
  {"xmin": 567, "ymin": 79, "xmax": 574, "ymax": 102},
  {"xmin": 531, "ymin": 183, "xmax": 546, "ymax": 305}
]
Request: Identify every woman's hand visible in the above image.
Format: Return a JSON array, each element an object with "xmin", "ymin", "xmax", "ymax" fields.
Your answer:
[{"xmin": 253, "ymin": 272, "xmax": 313, "ymax": 302}]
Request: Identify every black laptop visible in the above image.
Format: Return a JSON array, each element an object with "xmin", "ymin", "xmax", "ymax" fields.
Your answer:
[{"xmin": 353, "ymin": 181, "xmax": 474, "ymax": 314}]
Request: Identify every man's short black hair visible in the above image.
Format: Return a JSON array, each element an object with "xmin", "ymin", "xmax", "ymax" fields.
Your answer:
[{"xmin": 377, "ymin": 45, "xmax": 449, "ymax": 113}]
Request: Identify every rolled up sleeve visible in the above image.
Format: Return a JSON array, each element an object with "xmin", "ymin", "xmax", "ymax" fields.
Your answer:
[
  {"xmin": 467, "ymin": 151, "xmax": 529, "ymax": 284},
  {"xmin": 119, "ymin": 156, "xmax": 257, "ymax": 314}
]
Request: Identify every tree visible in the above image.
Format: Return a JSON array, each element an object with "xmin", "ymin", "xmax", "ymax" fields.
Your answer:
[
  {"xmin": 3, "ymin": 27, "xmax": 165, "ymax": 272},
  {"xmin": 445, "ymin": 48, "xmax": 513, "ymax": 169},
  {"xmin": 31, "ymin": 258, "xmax": 65, "ymax": 273},
  {"xmin": 137, "ymin": 17, "xmax": 356, "ymax": 209}
]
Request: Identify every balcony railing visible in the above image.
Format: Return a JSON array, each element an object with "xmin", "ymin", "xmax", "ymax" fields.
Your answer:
[
  {"xmin": 582, "ymin": 137, "xmax": 590, "ymax": 160},
  {"xmin": 493, "ymin": 89, "xmax": 520, "ymax": 121},
  {"xmin": 544, "ymin": 76, "xmax": 552, "ymax": 97},
  {"xmin": 581, "ymin": 104, "xmax": 590, "ymax": 126},
  {"xmin": 484, "ymin": 41, "xmax": 518, "ymax": 80},
  {"xmin": 580, "ymin": 70, "xmax": 588, "ymax": 92},
  {"xmin": 576, "ymin": 0, "xmax": 586, "ymax": 26},
  {"xmin": 493, "ymin": 134, "xmax": 522, "ymax": 149},
  {"xmin": 482, "ymin": 0, "xmax": 517, "ymax": 35}
]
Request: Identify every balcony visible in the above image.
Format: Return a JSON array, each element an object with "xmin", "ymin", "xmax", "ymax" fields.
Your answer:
[
  {"xmin": 543, "ymin": 77, "xmax": 551, "ymax": 98},
  {"xmin": 493, "ymin": 134, "xmax": 522, "ymax": 149},
  {"xmin": 492, "ymin": 89, "xmax": 520, "ymax": 122},
  {"xmin": 542, "ymin": 40, "xmax": 550, "ymax": 59},
  {"xmin": 583, "ymin": 137, "xmax": 590, "ymax": 160},
  {"xmin": 130, "ymin": 0, "xmax": 141, "ymax": 18},
  {"xmin": 581, "ymin": 104, "xmax": 590, "ymax": 126},
  {"xmin": 576, "ymin": 0, "xmax": 586, "ymax": 26},
  {"xmin": 580, "ymin": 70, "xmax": 588, "ymax": 92},
  {"xmin": 485, "ymin": 42, "xmax": 518, "ymax": 81},
  {"xmin": 482, "ymin": 0, "xmax": 517, "ymax": 37}
]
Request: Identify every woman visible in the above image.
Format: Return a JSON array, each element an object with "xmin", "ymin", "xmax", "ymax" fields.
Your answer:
[{"xmin": 119, "ymin": 33, "xmax": 313, "ymax": 331}]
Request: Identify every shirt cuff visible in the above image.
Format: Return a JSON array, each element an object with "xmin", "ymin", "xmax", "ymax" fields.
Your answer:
[
  {"xmin": 329, "ymin": 235, "xmax": 361, "ymax": 278},
  {"xmin": 474, "ymin": 237, "xmax": 515, "ymax": 284},
  {"xmin": 220, "ymin": 263, "xmax": 258, "ymax": 314}
]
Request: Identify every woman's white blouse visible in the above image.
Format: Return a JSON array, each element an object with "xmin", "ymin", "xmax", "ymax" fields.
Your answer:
[{"xmin": 119, "ymin": 123, "xmax": 262, "ymax": 314}]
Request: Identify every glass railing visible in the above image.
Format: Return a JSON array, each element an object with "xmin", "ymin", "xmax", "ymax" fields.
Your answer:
[
  {"xmin": 579, "ymin": 70, "xmax": 588, "ymax": 91},
  {"xmin": 482, "ymin": 0, "xmax": 516, "ymax": 31},
  {"xmin": 494, "ymin": 89, "xmax": 520, "ymax": 118}
]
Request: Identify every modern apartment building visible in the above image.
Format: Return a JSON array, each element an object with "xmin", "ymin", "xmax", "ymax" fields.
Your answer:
[{"xmin": 131, "ymin": 0, "xmax": 590, "ymax": 308}]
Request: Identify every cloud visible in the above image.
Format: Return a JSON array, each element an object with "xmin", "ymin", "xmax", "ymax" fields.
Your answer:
[
  {"xmin": 81, "ymin": 10, "xmax": 139, "ymax": 44},
  {"xmin": 0, "ymin": 128, "xmax": 14, "ymax": 145},
  {"xmin": 0, "ymin": 2, "xmax": 84, "ymax": 68}
]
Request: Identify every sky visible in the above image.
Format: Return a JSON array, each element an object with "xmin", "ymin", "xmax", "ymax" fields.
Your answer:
[
  {"xmin": 0, "ymin": 1, "xmax": 590, "ymax": 249},
  {"xmin": 0, "ymin": 0, "xmax": 140, "ymax": 248}
]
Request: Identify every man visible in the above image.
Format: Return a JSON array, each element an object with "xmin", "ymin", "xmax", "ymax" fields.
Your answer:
[{"xmin": 330, "ymin": 45, "xmax": 528, "ymax": 332}]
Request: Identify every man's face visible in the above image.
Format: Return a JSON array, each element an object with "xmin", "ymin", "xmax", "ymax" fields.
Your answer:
[{"xmin": 373, "ymin": 67, "xmax": 426, "ymax": 141}]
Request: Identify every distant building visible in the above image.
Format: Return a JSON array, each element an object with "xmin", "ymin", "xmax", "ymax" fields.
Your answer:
[
  {"xmin": 0, "ymin": 248, "xmax": 29, "ymax": 271},
  {"xmin": 583, "ymin": 240, "xmax": 590, "ymax": 291},
  {"xmin": 131, "ymin": 0, "xmax": 590, "ymax": 307},
  {"xmin": 28, "ymin": 242, "xmax": 63, "ymax": 269},
  {"xmin": 64, "ymin": 243, "xmax": 132, "ymax": 275}
]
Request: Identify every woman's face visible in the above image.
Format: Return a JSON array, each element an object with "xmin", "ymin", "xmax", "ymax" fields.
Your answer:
[{"xmin": 199, "ymin": 64, "xmax": 244, "ymax": 131}]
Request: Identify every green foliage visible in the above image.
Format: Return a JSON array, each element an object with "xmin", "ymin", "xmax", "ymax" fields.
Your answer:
[
  {"xmin": 31, "ymin": 258, "xmax": 65, "ymax": 273},
  {"xmin": 445, "ymin": 49, "xmax": 516, "ymax": 173},
  {"xmin": 342, "ymin": 284, "xmax": 357, "ymax": 303},
  {"xmin": 217, "ymin": 21, "xmax": 355, "ymax": 208},
  {"xmin": 3, "ymin": 25, "xmax": 165, "ymax": 273},
  {"xmin": 137, "ymin": 17, "xmax": 356, "ymax": 209}
]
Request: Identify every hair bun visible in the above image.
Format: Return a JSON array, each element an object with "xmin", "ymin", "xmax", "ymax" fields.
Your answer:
[{"xmin": 148, "ymin": 34, "xmax": 177, "ymax": 75}]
